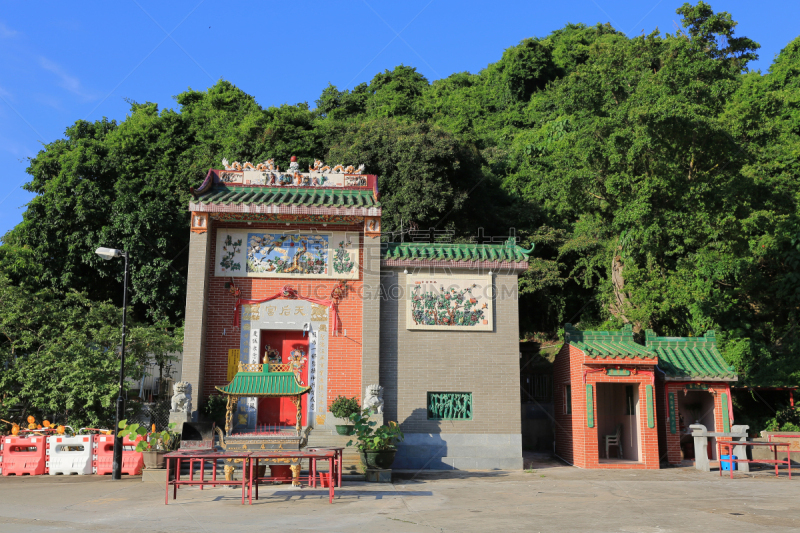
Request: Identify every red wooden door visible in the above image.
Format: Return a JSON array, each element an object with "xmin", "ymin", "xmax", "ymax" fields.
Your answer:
[{"xmin": 257, "ymin": 330, "xmax": 308, "ymax": 427}]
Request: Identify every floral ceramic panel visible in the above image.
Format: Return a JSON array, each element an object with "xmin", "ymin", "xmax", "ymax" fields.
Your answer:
[
  {"xmin": 216, "ymin": 229, "xmax": 359, "ymax": 279},
  {"xmin": 405, "ymin": 274, "xmax": 493, "ymax": 331}
]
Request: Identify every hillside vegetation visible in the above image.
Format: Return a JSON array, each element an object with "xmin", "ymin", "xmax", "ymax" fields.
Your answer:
[{"xmin": 2, "ymin": 2, "xmax": 798, "ymax": 391}]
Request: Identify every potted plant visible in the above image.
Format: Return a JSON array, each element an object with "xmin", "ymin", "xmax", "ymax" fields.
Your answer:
[
  {"xmin": 329, "ymin": 395, "xmax": 360, "ymax": 435},
  {"xmin": 118, "ymin": 420, "xmax": 181, "ymax": 469},
  {"xmin": 346, "ymin": 409, "xmax": 404, "ymax": 469}
]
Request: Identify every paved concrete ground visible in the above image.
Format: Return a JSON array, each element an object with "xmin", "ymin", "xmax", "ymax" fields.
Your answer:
[{"xmin": 1, "ymin": 454, "xmax": 798, "ymax": 532}]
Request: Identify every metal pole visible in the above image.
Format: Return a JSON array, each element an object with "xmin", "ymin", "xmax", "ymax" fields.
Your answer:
[{"xmin": 112, "ymin": 251, "xmax": 129, "ymax": 480}]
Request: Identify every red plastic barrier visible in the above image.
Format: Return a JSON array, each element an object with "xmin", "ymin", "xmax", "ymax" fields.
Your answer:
[
  {"xmin": 0, "ymin": 436, "xmax": 4, "ymax": 475},
  {"xmin": 92, "ymin": 435, "xmax": 143, "ymax": 475},
  {"xmin": 2, "ymin": 435, "xmax": 48, "ymax": 476}
]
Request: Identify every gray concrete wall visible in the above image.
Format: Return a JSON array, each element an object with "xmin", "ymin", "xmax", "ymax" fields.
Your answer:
[
  {"xmin": 394, "ymin": 433, "xmax": 522, "ymax": 470},
  {"xmin": 379, "ymin": 268, "xmax": 522, "ymax": 470},
  {"xmin": 181, "ymin": 227, "xmax": 212, "ymax": 421},
  {"xmin": 361, "ymin": 237, "xmax": 382, "ymax": 403}
]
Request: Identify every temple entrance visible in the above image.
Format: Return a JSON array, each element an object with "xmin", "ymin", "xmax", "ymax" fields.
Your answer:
[
  {"xmin": 678, "ymin": 390, "xmax": 717, "ymax": 460},
  {"xmin": 257, "ymin": 330, "xmax": 308, "ymax": 427},
  {"xmin": 596, "ymin": 383, "xmax": 642, "ymax": 463}
]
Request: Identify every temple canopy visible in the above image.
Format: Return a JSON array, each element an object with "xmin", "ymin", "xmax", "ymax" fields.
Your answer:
[
  {"xmin": 646, "ymin": 330, "xmax": 737, "ymax": 381},
  {"xmin": 216, "ymin": 370, "xmax": 311, "ymax": 397},
  {"xmin": 565, "ymin": 323, "xmax": 655, "ymax": 360}
]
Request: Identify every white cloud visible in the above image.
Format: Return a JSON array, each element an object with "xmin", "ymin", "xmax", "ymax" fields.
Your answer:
[
  {"xmin": 0, "ymin": 21, "xmax": 18, "ymax": 38},
  {"xmin": 38, "ymin": 57, "xmax": 96, "ymax": 101}
]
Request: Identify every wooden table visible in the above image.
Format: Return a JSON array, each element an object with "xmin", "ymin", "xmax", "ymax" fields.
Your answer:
[
  {"xmin": 306, "ymin": 446, "xmax": 344, "ymax": 488},
  {"xmin": 164, "ymin": 450, "xmax": 251, "ymax": 505},
  {"xmin": 717, "ymin": 440, "xmax": 792, "ymax": 478},
  {"xmin": 248, "ymin": 450, "xmax": 337, "ymax": 504}
]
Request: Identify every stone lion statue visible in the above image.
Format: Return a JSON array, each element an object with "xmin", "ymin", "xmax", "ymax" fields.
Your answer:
[
  {"xmin": 170, "ymin": 381, "xmax": 192, "ymax": 413},
  {"xmin": 364, "ymin": 384, "xmax": 384, "ymax": 414}
]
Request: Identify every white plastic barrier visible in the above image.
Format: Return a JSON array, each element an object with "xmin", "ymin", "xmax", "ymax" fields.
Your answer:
[{"xmin": 47, "ymin": 435, "xmax": 93, "ymax": 475}]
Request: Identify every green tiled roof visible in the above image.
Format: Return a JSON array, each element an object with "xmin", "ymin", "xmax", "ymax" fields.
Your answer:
[
  {"xmin": 565, "ymin": 323, "xmax": 655, "ymax": 359},
  {"xmin": 196, "ymin": 186, "xmax": 380, "ymax": 208},
  {"xmin": 216, "ymin": 371, "xmax": 311, "ymax": 397},
  {"xmin": 381, "ymin": 240, "xmax": 532, "ymax": 263},
  {"xmin": 646, "ymin": 330, "xmax": 737, "ymax": 380}
]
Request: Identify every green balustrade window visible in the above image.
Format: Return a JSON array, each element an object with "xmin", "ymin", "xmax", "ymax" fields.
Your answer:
[{"xmin": 427, "ymin": 392, "xmax": 473, "ymax": 420}]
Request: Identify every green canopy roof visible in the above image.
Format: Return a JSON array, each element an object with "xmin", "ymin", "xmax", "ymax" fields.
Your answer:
[
  {"xmin": 196, "ymin": 186, "xmax": 380, "ymax": 208},
  {"xmin": 381, "ymin": 240, "xmax": 532, "ymax": 263},
  {"xmin": 565, "ymin": 323, "xmax": 655, "ymax": 360},
  {"xmin": 646, "ymin": 330, "xmax": 737, "ymax": 381},
  {"xmin": 216, "ymin": 371, "xmax": 311, "ymax": 397}
]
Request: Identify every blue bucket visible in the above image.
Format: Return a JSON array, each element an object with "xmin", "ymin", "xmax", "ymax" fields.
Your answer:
[{"xmin": 720, "ymin": 454, "xmax": 737, "ymax": 471}]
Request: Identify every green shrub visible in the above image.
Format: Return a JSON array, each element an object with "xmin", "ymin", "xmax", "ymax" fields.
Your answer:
[
  {"xmin": 201, "ymin": 394, "xmax": 228, "ymax": 428},
  {"xmin": 329, "ymin": 395, "xmax": 360, "ymax": 420},
  {"xmin": 765, "ymin": 407, "xmax": 800, "ymax": 432}
]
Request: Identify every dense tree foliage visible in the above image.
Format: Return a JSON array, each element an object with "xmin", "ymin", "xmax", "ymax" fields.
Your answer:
[
  {"xmin": 1, "ymin": 2, "xmax": 798, "ymax": 388},
  {"xmin": 0, "ymin": 274, "xmax": 183, "ymax": 427}
]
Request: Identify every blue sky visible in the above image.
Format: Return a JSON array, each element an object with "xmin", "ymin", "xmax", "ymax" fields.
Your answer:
[{"xmin": 1, "ymin": 1, "xmax": 797, "ymax": 238}]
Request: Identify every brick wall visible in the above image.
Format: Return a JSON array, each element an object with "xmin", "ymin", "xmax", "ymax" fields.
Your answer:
[
  {"xmin": 360, "ymin": 237, "xmax": 381, "ymax": 402},
  {"xmin": 554, "ymin": 345, "xmax": 577, "ymax": 464},
  {"xmin": 196, "ymin": 220, "xmax": 365, "ymax": 411},
  {"xmin": 379, "ymin": 269, "xmax": 521, "ymax": 434}
]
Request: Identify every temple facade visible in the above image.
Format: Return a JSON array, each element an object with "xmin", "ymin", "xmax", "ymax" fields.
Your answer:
[{"xmin": 181, "ymin": 158, "xmax": 530, "ymax": 470}]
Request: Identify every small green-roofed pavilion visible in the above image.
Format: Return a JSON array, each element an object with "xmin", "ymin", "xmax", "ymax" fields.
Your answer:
[
  {"xmin": 565, "ymin": 323, "xmax": 655, "ymax": 360},
  {"xmin": 216, "ymin": 367, "xmax": 311, "ymax": 434},
  {"xmin": 216, "ymin": 371, "xmax": 311, "ymax": 397},
  {"xmin": 645, "ymin": 330, "xmax": 737, "ymax": 381}
]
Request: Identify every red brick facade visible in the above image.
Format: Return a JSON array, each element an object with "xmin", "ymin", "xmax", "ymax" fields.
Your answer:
[
  {"xmin": 201, "ymin": 220, "xmax": 364, "ymax": 410},
  {"xmin": 554, "ymin": 345, "xmax": 660, "ymax": 469},
  {"xmin": 660, "ymin": 382, "xmax": 731, "ymax": 465}
]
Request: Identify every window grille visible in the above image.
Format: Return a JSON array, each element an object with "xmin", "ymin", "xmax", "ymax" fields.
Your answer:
[{"xmin": 427, "ymin": 392, "xmax": 473, "ymax": 420}]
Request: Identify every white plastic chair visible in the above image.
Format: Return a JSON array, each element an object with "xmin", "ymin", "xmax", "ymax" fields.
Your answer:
[{"xmin": 605, "ymin": 424, "xmax": 623, "ymax": 459}]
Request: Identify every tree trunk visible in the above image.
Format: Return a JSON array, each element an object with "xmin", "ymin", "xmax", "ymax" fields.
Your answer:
[{"xmin": 609, "ymin": 253, "xmax": 639, "ymax": 332}]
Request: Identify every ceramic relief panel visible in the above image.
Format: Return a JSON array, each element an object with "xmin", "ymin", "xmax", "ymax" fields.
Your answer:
[{"xmin": 405, "ymin": 274, "xmax": 494, "ymax": 331}]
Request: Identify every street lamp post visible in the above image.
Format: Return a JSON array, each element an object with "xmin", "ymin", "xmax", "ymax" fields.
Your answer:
[{"xmin": 96, "ymin": 247, "xmax": 129, "ymax": 480}]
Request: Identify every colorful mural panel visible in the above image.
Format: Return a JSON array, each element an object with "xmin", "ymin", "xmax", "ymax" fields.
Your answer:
[
  {"xmin": 215, "ymin": 229, "xmax": 359, "ymax": 279},
  {"xmin": 405, "ymin": 274, "xmax": 494, "ymax": 331},
  {"xmin": 247, "ymin": 233, "xmax": 328, "ymax": 275}
]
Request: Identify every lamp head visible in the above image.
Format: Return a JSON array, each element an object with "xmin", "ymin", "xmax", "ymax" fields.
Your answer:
[{"xmin": 95, "ymin": 247, "xmax": 123, "ymax": 260}]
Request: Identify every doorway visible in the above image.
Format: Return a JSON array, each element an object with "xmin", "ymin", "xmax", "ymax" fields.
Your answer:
[
  {"xmin": 596, "ymin": 383, "xmax": 642, "ymax": 463},
  {"xmin": 257, "ymin": 330, "xmax": 308, "ymax": 427},
  {"xmin": 678, "ymin": 390, "xmax": 717, "ymax": 459}
]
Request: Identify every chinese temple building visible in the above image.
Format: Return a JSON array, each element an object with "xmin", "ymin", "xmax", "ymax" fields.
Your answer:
[
  {"xmin": 646, "ymin": 330, "xmax": 738, "ymax": 465},
  {"xmin": 554, "ymin": 324, "xmax": 660, "ymax": 469},
  {"xmin": 181, "ymin": 158, "xmax": 531, "ymax": 470},
  {"xmin": 554, "ymin": 324, "xmax": 738, "ymax": 469}
]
